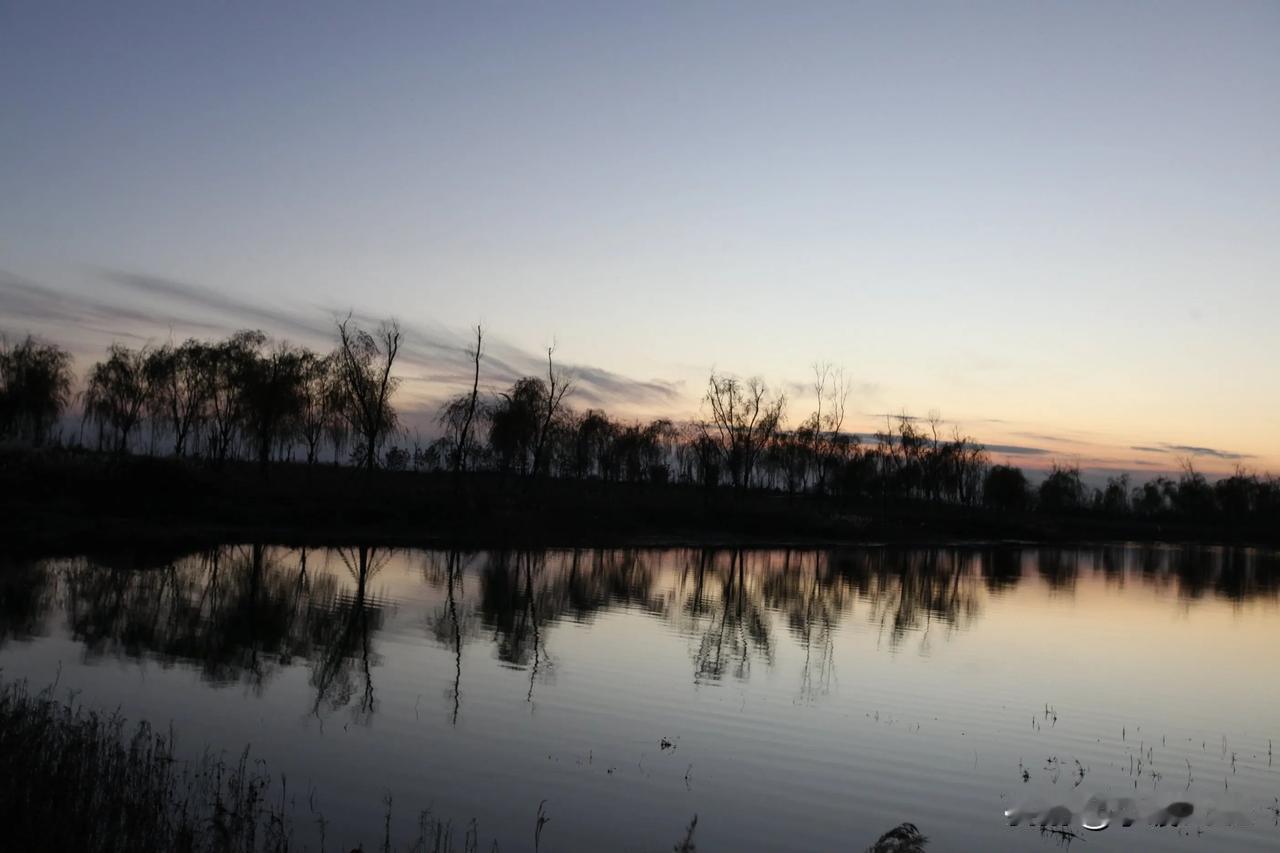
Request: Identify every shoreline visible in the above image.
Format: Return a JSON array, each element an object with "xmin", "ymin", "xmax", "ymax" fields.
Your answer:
[{"xmin": 4, "ymin": 449, "xmax": 1276, "ymax": 555}]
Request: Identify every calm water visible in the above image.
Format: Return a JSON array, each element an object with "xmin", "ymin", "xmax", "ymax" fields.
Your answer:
[{"xmin": 2, "ymin": 544, "xmax": 1278, "ymax": 851}]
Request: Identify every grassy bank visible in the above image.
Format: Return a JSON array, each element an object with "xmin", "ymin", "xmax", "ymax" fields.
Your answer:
[
  {"xmin": 2, "ymin": 448, "xmax": 1272, "ymax": 554},
  {"xmin": 0, "ymin": 678, "xmax": 714, "ymax": 853},
  {"xmin": 0, "ymin": 677, "xmax": 517, "ymax": 852},
  {"xmin": 0, "ymin": 678, "xmax": 297, "ymax": 853}
]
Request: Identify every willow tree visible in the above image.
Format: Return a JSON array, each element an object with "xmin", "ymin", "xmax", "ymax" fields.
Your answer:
[
  {"xmin": 0, "ymin": 334, "xmax": 74, "ymax": 446},
  {"xmin": 241, "ymin": 342, "xmax": 306, "ymax": 471},
  {"xmin": 83, "ymin": 344, "xmax": 152, "ymax": 452},
  {"xmin": 205, "ymin": 331, "xmax": 265, "ymax": 462},
  {"xmin": 488, "ymin": 377, "xmax": 545, "ymax": 475},
  {"xmin": 296, "ymin": 351, "xmax": 339, "ymax": 465},
  {"xmin": 144, "ymin": 339, "xmax": 211, "ymax": 456}
]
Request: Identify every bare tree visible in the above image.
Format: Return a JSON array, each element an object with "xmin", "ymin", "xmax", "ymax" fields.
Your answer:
[
  {"xmin": 808, "ymin": 362, "xmax": 829, "ymax": 480},
  {"xmin": 924, "ymin": 410, "xmax": 944, "ymax": 503},
  {"xmin": 805, "ymin": 362, "xmax": 850, "ymax": 494},
  {"xmin": 439, "ymin": 324, "xmax": 484, "ymax": 478},
  {"xmin": 334, "ymin": 317, "xmax": 402, "ymax": 470},
  {"xmin": 529, "ymin": 345, "xmax": 572, "ymax": 478},
  {"xmin": 818, "ymin": 365, "xmax": 848, "ymax": 493},
  {"xmin": 895, "ymin": 412, "xmax": 927, "ymax": 499},
  {"xmin": 700, "ymin": 373, "xmax": 785, "ymax": 491},
  {"xmin": 948, "ymin": 426, "xmax": 987, "ymax": 505}
]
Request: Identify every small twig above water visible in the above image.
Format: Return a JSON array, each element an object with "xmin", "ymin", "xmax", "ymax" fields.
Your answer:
[{"xmin": 534, "ymin": 800, "xmax": 550, "ymax": 852}]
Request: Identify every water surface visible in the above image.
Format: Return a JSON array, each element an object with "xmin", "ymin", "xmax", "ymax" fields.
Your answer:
[{"xmin": 2, "ymin": 544, "xmax": 1278, "ymax": 851}]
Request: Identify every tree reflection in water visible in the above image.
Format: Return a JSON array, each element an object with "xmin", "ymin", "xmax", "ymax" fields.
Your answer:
[
  {"xmin": 0, "ymin": 554, "xmax": 55, "ymax": 645},
  {"xmin": 425, "ymin": 550, "xmax": 481, "ymax": 725},
  {"xmin": 62, "ymin": 544, "xmax": 319, "ymax": 690},
  {"xmin": 2, "ymin": 544, "xmax": 1276, "ymax": 726},
  {"xmin": 308, "ymin": 545, "xmax": 389, "ymax": 724},
  {"xmin": 684, "ymin": 550, "xmax": 774, "ymax": 683}
]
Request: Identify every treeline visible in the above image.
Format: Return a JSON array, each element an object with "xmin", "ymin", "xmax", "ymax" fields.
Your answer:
[
  {"xmin": 0, "ymin": 325, "xmax": 989, "ymax": 506},
  {"xmin": 985, "ymin": 461, "xmax": 1280, "ymax": 526},
  {"xmin": 432, "ymin": 346, "xmax": 991, "ymax": 506},
  {"xmin": 4, "ymin": 323, "xmax": 1279, "ymax": 529},
  {"xmin": 2, "ymin": 321, "xmax": 400, "ymax": 471}
]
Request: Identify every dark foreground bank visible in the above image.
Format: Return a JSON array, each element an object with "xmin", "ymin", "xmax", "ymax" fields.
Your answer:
[{"xmin": 2, "ymin": 449, "xmax": 1273, "ymax": 553}]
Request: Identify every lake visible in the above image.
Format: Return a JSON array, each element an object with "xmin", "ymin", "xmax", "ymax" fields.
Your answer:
[{"xmin": 1, "ymin": 544, "xmax": 1278, "ymax": 851}]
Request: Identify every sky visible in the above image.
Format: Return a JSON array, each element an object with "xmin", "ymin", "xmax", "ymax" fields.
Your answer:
[{"xmin": 2, "ymin": 1, "xmax": 1278, "ymax": 477}]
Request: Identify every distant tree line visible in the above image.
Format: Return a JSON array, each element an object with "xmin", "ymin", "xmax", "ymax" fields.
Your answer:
[
  {"xmin": 3, "ymin": 322, "xmax": 1279, "ymax": 528},
  {"xmin": 983, "ymin": 460, "xmax": 1280, "ymax": 526},
  {"xmin": 427, "ymin": 352, "xmax": 991, "ymax": 506}
]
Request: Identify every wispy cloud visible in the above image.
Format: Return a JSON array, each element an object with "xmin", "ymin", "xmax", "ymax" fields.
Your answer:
[
  {"xmin": 781, "ymin": 377, "xmax": 881, "ymax": 401},
  {"xmin": 100, "ymin": 270, "xmax": 333, "ymax": 341},
  {"xmin": 1012, "ymin": 431, "xmax": 1101, "ymax": 447},
  {"xmin": 1, "ymin": 270, "xmax": 229, "ymax": 341},
  {"xmin": 1, "ymin": 268, "xmax": 685, "ymax": 413},
  {"xmin": 985, "ymin": 443, "xmax": 1051, "ymax": 457},
  {"xmin": 1131, "ymin": 443, "xmax": 1254, "ymax": 461}
]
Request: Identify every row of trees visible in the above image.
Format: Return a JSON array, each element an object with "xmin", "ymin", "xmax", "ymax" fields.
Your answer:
[
  {"xmin": 3, "ymin": 320, "xmax": 402, "ymax": 470},
  {"xmin": 3, "ymin": 323, "xmax": 989, "ymax": 505},
  {"xmin": 427, "ymin": 351, "xmax": 989, "ymax": 504},
  {"xmin": 5, "ymin": 323, "xmax": 1278, "ymax": 525},
  {"xmin": 981, "ymin": 460, "xmax": 1280, "ymax": 524}
]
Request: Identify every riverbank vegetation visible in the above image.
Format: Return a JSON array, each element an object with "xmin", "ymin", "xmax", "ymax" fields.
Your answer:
[
  {"xmin": 0, "ymin": 677, "xmax": 546, "ymax": 852},
  {"xmin": 0, "ymin": 678, "xmax": 304, "ymax": 853}
]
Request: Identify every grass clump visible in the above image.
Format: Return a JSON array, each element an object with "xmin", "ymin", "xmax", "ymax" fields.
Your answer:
[{"xmin": 0, "ymin": 678, "xmax": 293, "ymax": 853}]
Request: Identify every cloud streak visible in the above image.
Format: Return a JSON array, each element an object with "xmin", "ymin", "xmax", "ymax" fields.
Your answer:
[
  {"xmin": 1131, "ymin": 443, "xmax": 1254, "ymax": 461},
  {"xmin": 985, "ymin": 443, "xmax": 1051, "ymax": 457},
  {"xmin": 1, "ymin": 268, "xmax": 685, "ymax": 414}
]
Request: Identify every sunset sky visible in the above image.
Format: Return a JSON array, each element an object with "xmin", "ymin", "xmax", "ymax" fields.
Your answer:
[{"xmin": 2, "ymin": 1, "xmax": 1277, "ymax": 477}]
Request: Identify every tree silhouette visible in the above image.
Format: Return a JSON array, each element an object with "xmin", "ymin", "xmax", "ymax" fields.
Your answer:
[
  {"xmin": 334, "ymin": 317, "xmax": 401, "ymax": 470},
  {"xmin": 808, "ymin": 362, "xmax": 850, "ymax": 494},
  {"xmin": 83, "ymin": 344, "xmax": 152, "ymax": 452},
  {"xmin": 438, "ymin": 324, "xmax": 485, "ymax": 479},
  {"xmin": 144, "ymin": 340, "xmax": 212, "ymax": 457},
  {"xmin": 700, "ymin": 373, "xmax": 785, "ymax": 491},
  {"xmin": 529, "ymin": 346, "xmax": 572, "ymax": 478},
  {"xmin": 241, "ymin": 342, "xmax": 306, "ymax": 472},
  {"xmin": 983, "ymin": 465, "xmax": 1030, "ymax": 512},
  {"xmin": 296, "ymin": 350, "xmax": 339, "ymax": 465},
  {"xmin": 0, "ymin": 334, "xmax": 73, "ymax": 446},
  {"xmin": 488, "ymin": 377, "xmax": 546, "ymax": 475},
  {"xmin": 26, "ymin": 319, "xmax": 1280, "ymax": 531},
  {"xmin": 571, "ymin": 409, "xmax": 615, "ymax": 479},
  {"xmin": 1038, "ymin": 462, "xmax": 1087, "ymax": 513},
  {"xmin": 206, "ymin": 331, "xmax": 264, "ymax": 463}
]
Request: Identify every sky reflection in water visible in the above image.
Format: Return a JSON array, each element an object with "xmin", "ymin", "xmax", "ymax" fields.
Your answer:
[{"xmin": 1, "ymin": 545, "xmax": 1278, "ymax": 852}]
